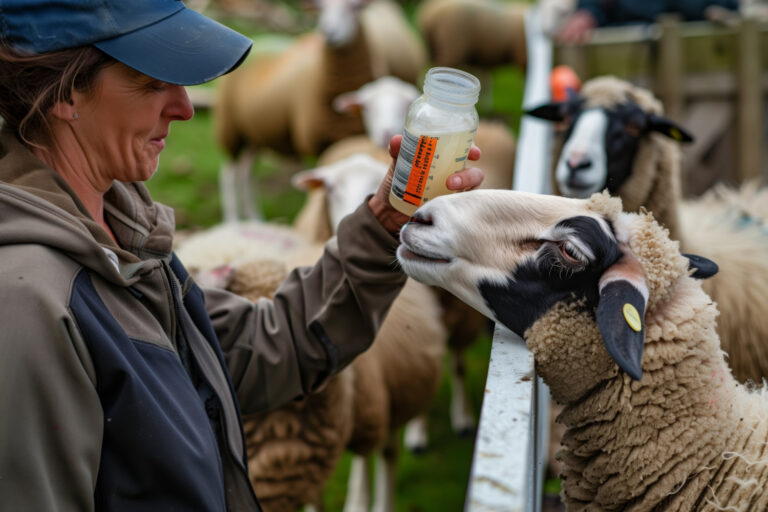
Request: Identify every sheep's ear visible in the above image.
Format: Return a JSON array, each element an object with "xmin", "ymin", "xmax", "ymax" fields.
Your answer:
[
  {"xmin": 647, "ymin": 114, "xmax": 695, "ymax": 143},
  {"xmin": 333, "ymin": 91, "xmax": 363, "ymax": 114},
  {"xmin": 682, "ymin": 253, "xmax": 719, "ymax": 279},
  {"xmin": 597, "ymin": 248, "xmax": 649, "ymax": 381},
  {"xmin": 291, "ymin": 169, "xmax": 325, "ymax": 190},
  {"xmin": 525, "ymin": 102, "xmax": 567, "ymax": 122}
]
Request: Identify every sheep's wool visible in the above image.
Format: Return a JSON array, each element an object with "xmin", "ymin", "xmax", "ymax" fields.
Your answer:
[
  {"xmin": 565, "ymin": 76, "xmax": 768, "ymax": 387},
  {"xmin": 527, "ymin": 200, "xmax": 768, "ymax": 510}
]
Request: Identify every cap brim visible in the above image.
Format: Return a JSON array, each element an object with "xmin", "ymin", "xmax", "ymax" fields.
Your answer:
[{"xmin": 94, "ymin": 8, "xmax": 252, "ymax": 86}]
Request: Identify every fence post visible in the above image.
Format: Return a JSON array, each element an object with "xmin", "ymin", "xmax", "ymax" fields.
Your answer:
[
  {"xmin": 737, "ymin": 17, "xmax": 763, "ymax": 184},
  {"xmin": 656, "ymin": 14, "xmax": 684, "ymax": 121}
]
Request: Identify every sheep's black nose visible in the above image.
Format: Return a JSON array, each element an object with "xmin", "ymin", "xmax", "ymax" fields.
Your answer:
[{"xmin": 567, "ymin": 157, "xmax": 592, "ymax": 173}]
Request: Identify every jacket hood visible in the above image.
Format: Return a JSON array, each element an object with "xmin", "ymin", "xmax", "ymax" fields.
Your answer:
[{"xmin": 0, "ymin": 129, "xmax": 176, "ymax": 286}]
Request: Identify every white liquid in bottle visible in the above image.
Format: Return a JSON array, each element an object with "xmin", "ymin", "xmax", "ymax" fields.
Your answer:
[{"xmin": 389, "ymin": 67, "xmax": 481, "ymax": 216}]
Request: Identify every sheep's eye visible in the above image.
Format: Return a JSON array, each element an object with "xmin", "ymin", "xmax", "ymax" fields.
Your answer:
[
  {"xmin": 558, "ymin": 241, "xmax": 587, "ymax": 265},
  {"xmin": 624, "ymin": 123, "xmax": 641, "ymax": 137}
]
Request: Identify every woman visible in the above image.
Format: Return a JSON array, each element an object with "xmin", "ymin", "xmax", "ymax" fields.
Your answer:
[{"xmin": 0, "ymin": 1, "xmax": 484, "ymax": 511}]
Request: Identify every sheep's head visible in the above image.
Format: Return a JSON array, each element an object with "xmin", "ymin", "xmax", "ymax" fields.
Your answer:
[
  {"xmin": 311, "ymin": 0, "xmax": 369, "ymax": 47},
  {"xmin": 292, "ymin": 153, "xmax": 388, "ymax": 233},
  {"xmin": 333, "ymin": 76, "xmax": 420, "ymax": 148},
  {"xmin": 396, "ymin": 190, "xmax": 716, "ymax": 398},
  {"xmin": 526, "ymin": 76, "xmax": 694, "ymax": 199}
]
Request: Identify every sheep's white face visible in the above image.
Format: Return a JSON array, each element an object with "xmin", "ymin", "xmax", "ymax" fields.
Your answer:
[
  {"xmin": 527, "ymin": 85, "xmax": 694, "ymax": 201},
  {"xmin": 555, "ymin": 109, "xmax": 608, "ymax": 198},
  {"xmin": 397, "ymin": 190, "xmax": 620, "ymax": 332},
  {"xmin": 317, "ymin": 0, "xmax": 365, "ymax": 47},
  {"xmin": 334, "ymin": 76, "xmax": 420, "ymax": 148},
  {"xmin": 293, "ymin": 153, "xmax": 388, "ymax": 231},
  {"xmin": 398, "ymin": 189, "xmax": 685, "ymax": 381}
]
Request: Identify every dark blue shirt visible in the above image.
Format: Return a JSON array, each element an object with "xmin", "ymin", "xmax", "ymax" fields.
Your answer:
[{"xmin": 577, "ymin": 0, "xmax": 739, "ymax": 26}]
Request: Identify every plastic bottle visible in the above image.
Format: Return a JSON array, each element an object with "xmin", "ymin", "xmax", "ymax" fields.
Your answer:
[{"xmin": 389, "ymin": 67, "xmax": 481, "ymax": 216}]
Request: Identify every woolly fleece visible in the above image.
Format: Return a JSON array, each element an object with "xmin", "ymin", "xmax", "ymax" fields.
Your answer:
[
  {"xmin": 555, "ymin": 76, "xmax": 768, "ymax": 385},
  {"xmin": 526, "ymin": 193, "xmax": 768, "ymax": 510}
]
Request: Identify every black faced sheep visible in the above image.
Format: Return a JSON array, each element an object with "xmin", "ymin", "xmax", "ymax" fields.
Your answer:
[
  {"xmin": 526, "ymin": 75, "xmax": 768, "ymax": 386},
  {"xmin": 397, "ymin": 188, "xmax": 768, "ymax": 510}
]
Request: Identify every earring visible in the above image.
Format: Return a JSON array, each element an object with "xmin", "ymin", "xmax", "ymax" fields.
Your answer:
[{"xmin": 73, "ymin": 112, "xmax": 79, "ymax": 120}]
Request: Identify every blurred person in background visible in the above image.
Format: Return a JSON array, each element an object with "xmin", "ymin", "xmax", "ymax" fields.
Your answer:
[{"xmin": 557, "ymin": 0, "xmax": 740, "ymax": 44}]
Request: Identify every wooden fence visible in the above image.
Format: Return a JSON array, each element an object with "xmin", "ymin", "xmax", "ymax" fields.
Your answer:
[{"xmin": 555, "ymin": 15, "xmax": 768, "ymax": 195}]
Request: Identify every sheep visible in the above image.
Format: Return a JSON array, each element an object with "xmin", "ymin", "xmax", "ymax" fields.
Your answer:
[
  {"xmin": 330, "ymin": 75, "xmax": 421, "ymax": 150},
  {"xmin": 416, "ymin": 0, "xmax": 529, "ymax": 70},
  {"xmin": 359, "ymin": 0, "xmax": 428, "ymax": 85},
  {"xmin": 173, "ymin": 220, "xmax": 312, "ymax": 281},
  {"xmin": 214, "ymin": 0, "xmax": 425, "ymax": 223},
  {"xmin": 174, "ymin": 198, "xmax": 446, "ymax": 512},
  {"xmin": 172, "ymin": 222, "xmax": 310, "ymax": 278},
  {"xmin": 525, "ymin": 75, "xmax": 768, "ymax": 386},
  {"xmin": 303, "ymin": 75, "xmax": 421, "ymax": 177},
  {"xmin": 396, "ymin": 188, "xmax": 768, "ymax": 510}
]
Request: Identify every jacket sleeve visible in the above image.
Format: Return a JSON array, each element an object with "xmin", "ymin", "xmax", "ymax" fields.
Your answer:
[
  {"xmin": 203, "ymin": 201, "xmax": 407, "ymax": 414},
  {"xmin": 0, "ymin": 276, "xmax": 102, "ymax": 512}
]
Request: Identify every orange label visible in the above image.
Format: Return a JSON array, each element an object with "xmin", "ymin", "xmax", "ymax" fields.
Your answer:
[{"xmin": 403, "ymin": 135, "xmax": 438, "ymax": 206}]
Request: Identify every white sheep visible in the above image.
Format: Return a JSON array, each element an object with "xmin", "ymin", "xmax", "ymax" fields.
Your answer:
[
  {"xmin": 526, "ymin": 75, "xmax": 768, "ymax": 386},
  {"xmin": 330, "ymin": 75, "xmax": 421, "ymax": 150},
  {"xmin": 214, "ymin": 0, "xmax": 425, "ymax": 223},
  {"xmin": 173, "ymin": 220, "xmax": 311, "ymax": 280},
  {"xmin": 416, "ymin": 0, "xmax": 528, "ymax": 70},
  {"xmin": 396, "ymin": 188, "xmax": 768, "ymax": 510}
]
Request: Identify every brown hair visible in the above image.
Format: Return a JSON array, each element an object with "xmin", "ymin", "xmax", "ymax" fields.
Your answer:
[{"xmin": 0, "ymin": 43, "xmax": 114, "ymax": 147}]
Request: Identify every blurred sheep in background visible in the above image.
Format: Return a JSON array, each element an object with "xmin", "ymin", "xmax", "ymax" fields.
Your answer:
[{"xmin": 213, "ymin": 0, "xmax": 426, "ymax": 223}]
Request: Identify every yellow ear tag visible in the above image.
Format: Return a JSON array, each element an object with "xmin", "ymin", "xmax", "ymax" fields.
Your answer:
[
  {"xmin": 622, "ymin": 303, "xmax": 642, "ymax": 332},
  {"xmin": 669, "ymin": 127, "xmax": 682, "ymax": 141}
]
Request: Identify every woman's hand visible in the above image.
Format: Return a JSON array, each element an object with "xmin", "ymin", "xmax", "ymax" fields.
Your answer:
[
  {"xmin": 368, "ymin": 134, "xmax": 484, "ymax": 235},
  {"xmin": 556, "ymin": 10, "xmax": 597, "ymax": 45}
]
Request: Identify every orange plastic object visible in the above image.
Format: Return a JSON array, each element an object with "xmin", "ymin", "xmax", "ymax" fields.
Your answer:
[{"xmin": 550, "ymin": 65, "xmax": 582, "ymax": 102}]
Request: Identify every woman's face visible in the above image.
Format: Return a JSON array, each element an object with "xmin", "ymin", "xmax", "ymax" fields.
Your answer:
[{"xmin": 72, "ymin": 63, "xmax": 194, "ymax": 185}]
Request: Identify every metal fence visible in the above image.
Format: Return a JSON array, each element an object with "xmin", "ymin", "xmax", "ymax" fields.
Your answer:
[{"xmin": 464, "ymin": 5, "xmax": 554, "ymax": 512}]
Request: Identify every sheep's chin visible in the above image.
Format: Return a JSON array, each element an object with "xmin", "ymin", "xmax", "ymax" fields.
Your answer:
[
  {"xmin": 396, "ymin": 246, "xmax": 452, "ymax": 285},
  {"xmin": 397, "ymin": 246, "xmax": 451, "ymax": 265},
  {"xmin": 558, "ymin": 181, "xmax": 602, "ymax": 199}
]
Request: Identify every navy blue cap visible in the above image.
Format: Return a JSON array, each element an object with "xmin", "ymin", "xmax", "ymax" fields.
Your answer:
[{"xmin": 0, "ymin": 0, "xmax": 253, "ymax": 85}]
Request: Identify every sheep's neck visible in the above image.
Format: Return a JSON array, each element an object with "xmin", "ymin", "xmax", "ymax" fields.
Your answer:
[
  {"xmin": 554, "ymin": 280, "xmax": 767, "ymax": 510},
  {"xmin": 320, "ymin": 28, "xmax": 374, "ymax": 104},
  {"xmin": 619, "ymin": 135, "xmax": 685, "ymax": 243},
  {"xmin": 312, "ymin": 28, "xmax": 373, "ymax": 153}
]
